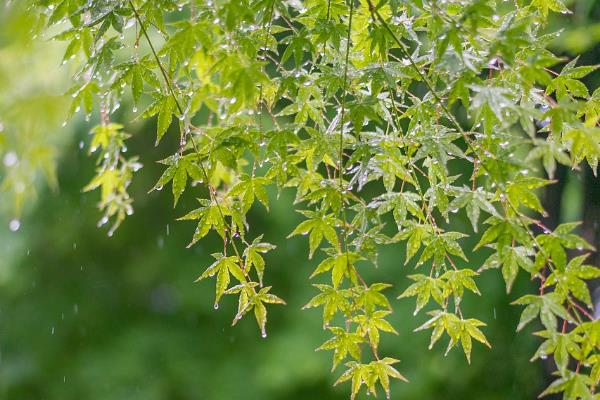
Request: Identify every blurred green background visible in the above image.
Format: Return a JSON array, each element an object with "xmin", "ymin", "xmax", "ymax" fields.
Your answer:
[{"xmin": 0, "ymin": 1, "xmax": 599, "ymax": 399}]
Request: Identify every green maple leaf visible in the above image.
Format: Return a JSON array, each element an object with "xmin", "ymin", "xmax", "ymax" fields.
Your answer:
[
  {"xmin": 303, "ymin": 284, "xmax": 352, "ymax": 325},
  {"xmin": 398, "ymin": 274, "xmax": 447, "ymax": 314},
  {"xmin": 562, "ymin": 127, "xmax": 600, "ymax": 175},
  {"xmin": 318, "ymin": 327, "xmax": 364, "ymax": 369},
  {"xmin": 415, "ymin": 311, "xmax": 490, "ymax": 363},
  {"xmin": 229, "ymin": 174, "xmax": 271, "ymax": 212},
  {"xmin": 512, "ymin": 293, "xmax": 572, "ymax": 332},
  {"xmin": 195, "ymin": 254, "xmax": 246, "ymax": 308},
  {"xmin": 545, "ymin": 255, "xmax": 600, "ymax": 305},
  {"xmin": 288, "ymin": 210, "xmax": 340, "ymax": 258},
  {"xmin": 242, "ymin": 235, "xmax": 276, "ymax": 286}
]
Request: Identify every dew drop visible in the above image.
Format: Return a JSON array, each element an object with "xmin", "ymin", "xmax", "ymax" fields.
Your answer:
[{"xmin": 214, "ymin": 303, "xmax": 219, "ymax": 310}]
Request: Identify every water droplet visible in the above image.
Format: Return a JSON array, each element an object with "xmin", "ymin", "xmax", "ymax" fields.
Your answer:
[
  {"xmin": 3, "ymin": 151, "xmax": 18, "ymax": 167},
  {"xmin": 9, "ymin": 219, "xmax": 20, "ymax": 232},
  {"xmin": 97, "ymin": 216, "xmax": 109, "ymax": 227},
  {"xmin": 261, "ymin": 329, "xmax": 267, "ymax": 338},
  {"xmin": 214, "ymin": 303, "xmax": 219, "ymax": 310}
]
